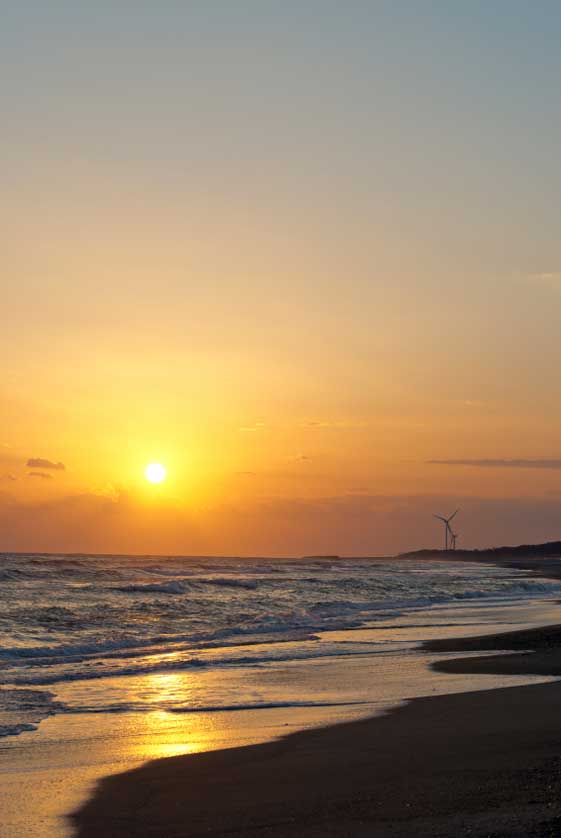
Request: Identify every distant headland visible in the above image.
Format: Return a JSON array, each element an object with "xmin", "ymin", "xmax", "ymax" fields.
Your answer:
[
  {"xmin": 401, "ymin": 540, "xmax": 561, "ymax": 560},
  {"xmin": 400, "ymin": 540, "xmax": 561, "ymax": 584}
]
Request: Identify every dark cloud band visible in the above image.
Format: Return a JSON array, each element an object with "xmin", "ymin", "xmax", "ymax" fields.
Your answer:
[
  {"xmin": 428, "ymin": 459, "xmax": 561, "ymax": 470},
  {"xmin": 26, "ymin": 458, "xmax": 66, "ymax": 471}
]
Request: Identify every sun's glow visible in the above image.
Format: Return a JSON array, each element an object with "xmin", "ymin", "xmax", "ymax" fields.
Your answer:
[{"xmin": 145, "ymin": 463, "xmax": 167, "ymax": 484}]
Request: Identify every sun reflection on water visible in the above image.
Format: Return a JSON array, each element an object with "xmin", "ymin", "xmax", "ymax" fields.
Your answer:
[{"xmin": 125, "ymin": 670, "xmax": 223, "ymax": 759}]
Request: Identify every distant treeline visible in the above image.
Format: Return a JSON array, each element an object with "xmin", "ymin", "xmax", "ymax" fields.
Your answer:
[{"xmin": 401, "ymin": 541, "xmax": 561, "ymax": 560}]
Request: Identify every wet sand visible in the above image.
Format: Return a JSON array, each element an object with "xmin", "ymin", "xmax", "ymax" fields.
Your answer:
[{"xmin": 73, "ymin": 616, "xmax": 561, "ymax": 837}]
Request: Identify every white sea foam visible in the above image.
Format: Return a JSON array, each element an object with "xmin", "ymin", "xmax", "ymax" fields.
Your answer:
[
  {"xmin": 0, "ymin": 687, "xmax": 65, "ymax": 738},
  {"xmin": 1, "ymin": 553, "xmax": 560, "ymax": 737}
]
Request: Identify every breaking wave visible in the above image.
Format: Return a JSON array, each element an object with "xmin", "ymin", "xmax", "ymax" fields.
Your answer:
[{"xmin": 1, "ymin": 552, "xmax": 560, "ymax": 737}]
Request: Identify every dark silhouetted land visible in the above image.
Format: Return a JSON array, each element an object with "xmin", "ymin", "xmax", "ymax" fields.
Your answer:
[
  {"xmin": 403, "ymin": 540, "xmax": 561, "ymax": 561},
  {"xmin": 403, "ymin": 541, "xmax": 561, "ymax": 590}
]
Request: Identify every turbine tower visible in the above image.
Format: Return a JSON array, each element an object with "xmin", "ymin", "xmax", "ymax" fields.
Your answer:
[
  {"xmin": 433, "ymin": 509, "xmax": 459, "ymax": 550},
  {"xmin": 450, "ymin": 530, "xmax": 459, "ymax": 550}
]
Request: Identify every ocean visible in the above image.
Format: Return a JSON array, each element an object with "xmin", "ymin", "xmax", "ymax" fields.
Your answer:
[
  {"xmin": 1, "ymin": 553, "xmax": 561, "ymax": 837},
  {"xmin": 1, "ymin": 552, "xmax": 560, "ymax": 736}
]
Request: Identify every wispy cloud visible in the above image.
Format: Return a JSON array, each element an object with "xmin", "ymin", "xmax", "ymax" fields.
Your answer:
[
  {"xmin": 239, "ymin": 422, "xmax": 265, "ymax": 432},
  {"xmin": 428, "ymin": 458, "xmax": 561, "ymax": 470},
  {"xmin": 91, "ymin": 483, "xmax": 121, "ymax": 502},
  {"xmin": 27, "ymin": 458, "xmax": 66, "ymax": 471},
  {"xmin": 0, "ymin": 473, "xmax": 17, "ymax": 482},
  {"xmin": 28, "ymin": 471, "xmax": 53, "ymax": 480},
  {"xmin": 301, "ymin": 420, "xmax": 366, "ymax": 430},
  {"xmin": 528, "ymin": 271, "xmax": 561, "ymax": 289}
]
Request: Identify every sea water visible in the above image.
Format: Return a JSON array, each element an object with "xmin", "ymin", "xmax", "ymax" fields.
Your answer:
[{"xmin": 1, "ymin": 553, "xmax": 560, "ymax": 735}]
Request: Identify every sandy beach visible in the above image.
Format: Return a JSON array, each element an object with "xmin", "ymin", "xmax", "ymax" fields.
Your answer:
[{"xmin": 72, "ymin": 597, "xmax": 561, "ymax": 837}]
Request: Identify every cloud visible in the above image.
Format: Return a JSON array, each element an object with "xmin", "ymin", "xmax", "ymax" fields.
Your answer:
[
  {"xmin": 238, "ymin": 422, "xmax": 265, "ymax": 432},
  {"xmin": 28, "ymin": 472, "xmax": 53, "ymax": 480},
  {"xmin": 528, "ymin": 272, "xmax": 561, "ymax": 289},
  {"xmin": 2, "ymin": 488, "xmax": 561, "ymax": 556},
  {"xmin": 301, "ymin": 419, "xmax": 367, "ymax": 430},
  {"xmin": 208, "ymin": 493, "xmax": 561, "ymax": 556},
  {"xmin": 428, "ymin": 459, "xmax": 561, "ymax": 470},
  {"xmin": 302, "ymin": 420, "xmax": 351, "ymax": 429},
  {"xmin": 0, "ymin": 474, "xmax": 17, "ymax": 482},
  {"xmin": 91, "ymin": 483, "xmax": 121, "ymax": 502},
  {"xmin": 287, "ymin": 455, "xmax": 310, "ymax": 463},
  {"xmin": 26, "ymin": 458, "xmax": 66, "ymax": 471},
  {"xmin": 0, "ymin": 490, "xmax": 203, "ymax": 555}
]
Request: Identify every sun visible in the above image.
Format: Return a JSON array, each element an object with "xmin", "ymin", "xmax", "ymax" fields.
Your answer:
[{"xmin": 145, "ymin": 463, "xmax": 167, "ymax": 484}]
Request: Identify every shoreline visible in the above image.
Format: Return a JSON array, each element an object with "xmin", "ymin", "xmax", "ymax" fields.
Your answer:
[
  {"xmin": 74, "ymin": 687, "xmax": 561, "ymax": 838},
  {"xmin": 72, "ymin": 613, "xmax": 561, "ymax": 837}
]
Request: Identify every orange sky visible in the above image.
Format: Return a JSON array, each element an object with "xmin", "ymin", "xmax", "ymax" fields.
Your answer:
[{"xmin": 3, "ymin": 5, "xmax": 561, "ymax": 555}]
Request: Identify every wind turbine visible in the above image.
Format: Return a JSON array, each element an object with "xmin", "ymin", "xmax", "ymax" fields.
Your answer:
[
  {"xmin": 433, "ymin": 509, "xmax": 459, "ymax": 551},
  {"xmin": 450, "ymin": 530, "xmax": 459, "ymax": 551}
]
